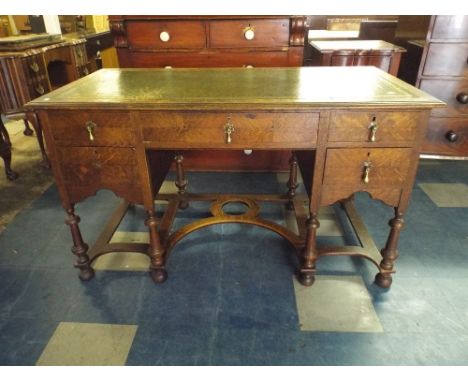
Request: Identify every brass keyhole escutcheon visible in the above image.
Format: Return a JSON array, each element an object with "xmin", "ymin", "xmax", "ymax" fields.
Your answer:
[
  {"xmin": 86, "ymin": 121, "xmax": 97, "ymax": 141},
  {"xmin": 362, "ymin": 161, "xmax": 372, "ymax": 184},
  {"xmin": 224, "ymin": 117, "xmax": 235, "ymax": 144},
  {"xmin": 368, "ymin": 117, "xmax": 378, "ymax": 142}
]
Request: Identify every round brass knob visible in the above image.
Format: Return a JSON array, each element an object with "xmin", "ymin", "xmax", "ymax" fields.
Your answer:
[
  {"xmin": 445, "ymin": 130, "xmax": 458, "ymax": 142},
  {"xmin": 456, "ymin": 92, "xmax": 468, "ymax": 104},
  {"xmin": 83, "ymin": 67, "xmax": 89, "ymax": 75},
  {"xmin": 164, "ymin": 65, "xmax": 173, "ymax": 69},
  {"xmin": 244, "ymin": 27, "xmax": 255, "ymax": 40},
  {"xmin": 160, "ymin": 31, "xmax": 170, "ymax": 42},
  {"xmin": 244, "ymin": 64, "xmax": 254, "ymax": 68}
]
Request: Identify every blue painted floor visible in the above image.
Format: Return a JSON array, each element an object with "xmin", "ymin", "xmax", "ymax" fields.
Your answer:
[{"xmin": 0, "ymin": 160, "xmax": 467, "ymax": 365}]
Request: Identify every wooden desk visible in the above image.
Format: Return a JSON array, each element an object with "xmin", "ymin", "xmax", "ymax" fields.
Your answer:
[
  {"xmin": 25, "ymin": 67, "xmax": 444, "ymax": 288},
  {"xmin": 306, "ymin": 40, "xmax": 406, "ymax": 76}
]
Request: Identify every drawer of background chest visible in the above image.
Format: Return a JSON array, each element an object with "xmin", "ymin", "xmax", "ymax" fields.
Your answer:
[
  {"xmin": 328, "ymin": 111, "xmax": 421, "ymax": 144},
  {"xmin": 47, "ymin": 111, "xmax": 135, "ymax": 147},
  {"xmin": 208, "ymin": 19, "xmax": 289, "ymax": 48},
  {"xmin": 126, "ymin": 20, "xmax": 206, "ymax": 49},
  {"xmin": 422, "ymin": 117, "xmax": 468, "ymax": 156},
  {"xmin": 420, "ymin": 79, "xmax": 468, "ymax": 118},
  {"xmin": 141, "ymin": 111, "xmax": 319, "ymax": 149}
]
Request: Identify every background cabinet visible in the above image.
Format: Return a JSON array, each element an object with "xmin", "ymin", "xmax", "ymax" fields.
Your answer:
[
  {"xmin": 109, "ymin": 15, "xmax": 307, "ymax": 171},
  {"xmin": 395, "ymin": 15, "xmax": 468, "ymax": 158}
]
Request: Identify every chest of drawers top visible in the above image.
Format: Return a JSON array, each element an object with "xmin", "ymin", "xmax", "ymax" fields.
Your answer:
[{"xmin": 26, "ymin": 67, "xmax": 443, "ymax": 110}]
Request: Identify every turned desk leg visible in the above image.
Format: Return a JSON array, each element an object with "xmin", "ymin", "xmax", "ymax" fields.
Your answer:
[
  {"xmin": 23, "ymin": 119, "xmax": 34, "ymax": 136},
  {"xmin": 0, "ymin": 119, "xmax": 18, "ymax": 181},
  {"xmin": 375, "ymin": 208, "xmax": 404, "ymax": 288},
  {"xmin": 146, "ymin": 210, "xmax": 167, "ymax": 283},
  {"xmin": 65, "ymin": 207, "xmax": 94, "ymax": 281},
  {"xmin": 298, "ymin": 213, "xmax": 320, "ymax": 286},
  {"xmin": 175, "ymin": 153, "xmax": 189, "ymax": 210},
  {"xmin": 286, "ymin": 153, "xmax": 298, "ymax": 210}
]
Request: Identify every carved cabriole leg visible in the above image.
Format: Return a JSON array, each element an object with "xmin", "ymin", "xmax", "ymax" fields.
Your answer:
[
  {"xmin": 65, "ymin": 207, "xmax": 94, "ymax": 281},
  {"xmin": 286, "ymin": 152, "xmax": 298, "ymax": 210},
  {"xmin": 298, "ymin": 213, "xmax": 320, "ymax": 286},
  {"xmin": 375, "ymin": 208, "xmax": 404, "ymax": 288},
  {"xmin": 175, "ymin": 153, "xmax": 189, "ymax": 209},
  {"xmin": 146, "ymin": 210, "xmax": 167, "ymax": 283},
  {"xmin": 0, "ymin": 118, "xmax": 18, "ymax": 180},
  {"xmin": 23, "ymin": 119, "xmax": 34, "ymax": 136},
  {"xmin": 0, "ymin": 118, "xmax": 11, "ymax": 147}
]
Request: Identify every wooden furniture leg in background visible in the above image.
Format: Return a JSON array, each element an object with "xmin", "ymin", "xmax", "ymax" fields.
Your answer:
[
  {"xmin": 23, "ymin": 119, "xmax": 34, "ymax": 136},
  {"xmin": 0, "ymin": 119, "xmax": 18, "ymax": 180},
  {"xmin": 375, "ymin": 208, "xmax": 405, "ymax": 288},
  {"xmin": 65, "ymin": 206, "xmax": 94, "ymax": 281},
  {"xmin": 286, "ymin": 152, "xmax": 298, "ymax": 210},
  {"xmin": 175, "ymin": 153, "xmax": 189, "ymax": 209},
  {"xmin": 27, "ymin": 112, "xmax": 49, "ymax": 167}
]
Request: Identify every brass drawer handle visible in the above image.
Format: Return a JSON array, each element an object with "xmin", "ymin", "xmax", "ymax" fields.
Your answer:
[
  {"xmin": 368, "ymin": 118, "xmax": 378, "ymax": 142},
  {"xmin": 83, "ymin": 67, "xmax": 89, "ymax": 75},
  {"xmin": 244, "ymin": 26, "xmax": 255, "ymax": 40},
  {"xmin": 223, "ymin": 117, "xmax": 235, "ymax": 144},
  {"xmin": 362, "ymin": 161, "xmax": 372, "ymax": 184},
  {"xmin": 35, "ymin": 85, "xmax": 45, "ymax": 95},
  {"xmin": 77, "ymin": 50, "xmax": 83, "ymax": 58},
  {"xmin": 160, "ymin": 31, "xmax": 170, "ymax": 42},
  {"xmin": 29, "ymin": 62, "xmax": 39, "ymax": 73},
  {"xmin": 86, "ymin": 121, "xmax": 97, "ymax": 141}
]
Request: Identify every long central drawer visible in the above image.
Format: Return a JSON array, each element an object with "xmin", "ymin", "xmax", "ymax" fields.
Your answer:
[{"xmin": 141, "ymin": 111, "xmax": 319, "ymax": 149}]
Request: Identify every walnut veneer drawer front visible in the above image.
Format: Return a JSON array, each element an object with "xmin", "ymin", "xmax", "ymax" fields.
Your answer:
[
  {"xmin": 329, "ymin": 111, "xmax": 420, "ymax": 143},
  {"xmin": 126, "ymin": 21, "xmax": 206, "ymax": 49},
  {"xmin": 141, "ymin": 111, "xmax": 319, "ymax": 149},
  {"xmin": 209, "ymin": 19, "xmax": 289, "ymax": 48},
  {"xmin": 48, "ymin": 111, "xmax": 135, "ymax": 147},
  {"xmin": 423, "ymin": 43, "xmax": 468, "ymax": 77}
]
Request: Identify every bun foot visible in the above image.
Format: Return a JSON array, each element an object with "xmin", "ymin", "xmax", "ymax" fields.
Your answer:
[
  {"xmin": 78, "ymin": 267, "xmax": 95, "ymax": 281},
  {"xmin": 298, "ymin": 271, "xmax": 315, "ymax": 286},
  {"xmin": 375, "ymin": 272, "xmax": 392, "ymax": 288},
  {"xmin": 151, "ymin": 268, "xmax": 168, "ymax": 283}
]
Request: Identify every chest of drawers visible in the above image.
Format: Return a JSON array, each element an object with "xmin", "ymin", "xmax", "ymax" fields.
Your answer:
[
  {"xmin": 396, "ymin": 15, "xmax": 468, "ymax": 158},
  {"xmin": 109, "ymin": 16, "xmax": 307, "ymax": 171}
]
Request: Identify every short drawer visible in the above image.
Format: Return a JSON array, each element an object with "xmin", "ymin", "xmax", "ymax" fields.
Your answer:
[
  {"xmin": 420, "ymin": 79, "xmax": 468, "ymax": 118},
  {"xmin": 126, "ymin": 20, "xmax": 206, "ymax": 49},
  {"xmin": 209, "ymin": 19, "xmax": 289, "ymax": 48},
  {"xmin": 57, "ymin": 146, "xmax": 143, "ymax": 204},
  {"xmin": 323, "ymin": 148, "xmax": 413, "ymax": 188},
  {"xmin": 141, "ymin": 111, "xmax": 319, "ymax": 149},
  {"xmin": 422, "ymin": 117, "xmax": 468, "ymax": 156},
  {"xmin": 423, "ymin": 43, "xmax": 468, "ymax": 77},
  {"xmin": 47, "ymin": 111, "xmax": 135, "ymax": 147},
  {"xmin": 328, "ymin": 111, "xmax": 421, "ymax": 144}
]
